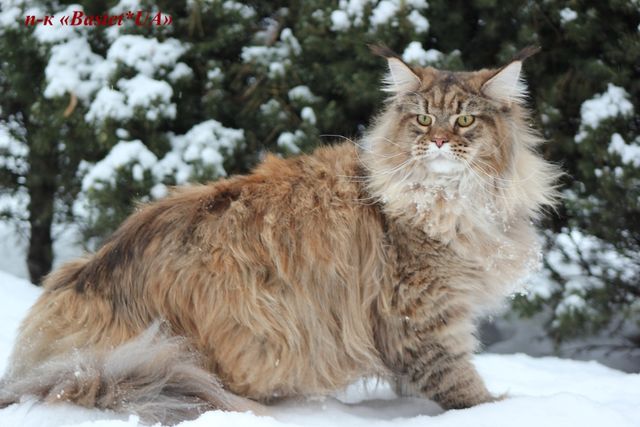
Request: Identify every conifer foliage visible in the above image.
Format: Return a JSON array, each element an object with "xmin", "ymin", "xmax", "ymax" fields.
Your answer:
[{"xmin": 0, "ymin": 0, "xmax": 638, "ymax": 348}]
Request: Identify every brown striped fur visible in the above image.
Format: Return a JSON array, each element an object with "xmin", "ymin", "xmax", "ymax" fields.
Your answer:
[{"xmin": 0, "ymin": 51, "xmax": 560, "ymax": 424}]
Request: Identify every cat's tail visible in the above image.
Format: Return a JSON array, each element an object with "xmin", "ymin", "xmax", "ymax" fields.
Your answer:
[{"xmin": 0, "ymin": 323, "xmax": 265, "ymax": 425}]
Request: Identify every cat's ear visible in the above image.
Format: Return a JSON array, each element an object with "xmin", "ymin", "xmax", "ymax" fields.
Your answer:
[
  {"xmin": 481, "ymin": 61, "xmax": 527, "ymax": 105},
  {"xmin": 371, "ymin": 44, "xmax": 421, "ymax": 94},
  {"xmin": 481, "ymin": 46, "xmax": 539, "ymax": 105},
  {"xmin": 383, "ymin": 57, "xmax": 421, "ymax": 93}
]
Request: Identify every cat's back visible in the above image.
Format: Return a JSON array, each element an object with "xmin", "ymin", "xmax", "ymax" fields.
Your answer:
[{"xmin": 63, "ymin": 141, "xmax": 384, "ymax": 309}]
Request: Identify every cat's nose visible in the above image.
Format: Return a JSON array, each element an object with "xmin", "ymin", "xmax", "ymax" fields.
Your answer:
[{"xmin": 431, "ymin": 136, "xmax": 449, "ymax": 148}]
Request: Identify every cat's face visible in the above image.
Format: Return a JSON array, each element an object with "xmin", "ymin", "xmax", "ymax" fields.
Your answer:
[
  {"xmin": 363, "ymin": 50, "xmax": 560, "ymax": 236},
  {"xmin": 365, "ymin": 57, "xmax": 528, "ymax": 181}
]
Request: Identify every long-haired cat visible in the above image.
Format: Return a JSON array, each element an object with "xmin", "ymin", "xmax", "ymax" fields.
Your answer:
[{"xmin": 0, "ymin": 46, "xmax": 559, "ymax": 425}]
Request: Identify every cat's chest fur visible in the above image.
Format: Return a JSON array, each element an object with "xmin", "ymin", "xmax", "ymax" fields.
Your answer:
[{"xmin": 378, "ymin": 179, "xmax": 542, "ymax": 316}]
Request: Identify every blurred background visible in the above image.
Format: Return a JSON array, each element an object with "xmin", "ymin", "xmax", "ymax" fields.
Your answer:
[{"xmin": 0, "ymin": 0, "xmax": 638, "ymax": 371}]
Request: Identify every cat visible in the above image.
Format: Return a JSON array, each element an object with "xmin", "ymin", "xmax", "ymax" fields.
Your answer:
[{"xmin": 0, "ymin": 46, "xmax": 560, "ymax": 425}]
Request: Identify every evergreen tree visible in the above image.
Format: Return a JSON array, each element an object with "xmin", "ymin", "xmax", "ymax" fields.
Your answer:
[
  {"xmin": 1, "ymin": 0, "xmax": 639, "ymax": 354},
  {"xmin": 0, "ymin": 3, "xmax": 96, "ymax": 283}
]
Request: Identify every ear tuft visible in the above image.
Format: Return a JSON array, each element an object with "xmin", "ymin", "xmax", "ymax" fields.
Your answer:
[
  {"xmin": 369, "ymin": 44, "xmax": 398, "ymax": 59},
  {"xmin": 481, "ymin": 61, "xmax": 527, "ymax": 105},
  {"xmin": 512, "ymin": 45, "xmax": 540, "ymax": 62},
  {"xmin": 382, "ymin": 57, "xmax": 421, "ymax": 94}
]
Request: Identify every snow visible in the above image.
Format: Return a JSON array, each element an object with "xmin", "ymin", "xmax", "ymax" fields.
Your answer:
[
  {"xmin": 402, "ymin": 42, "xmax": 443, "ymax": 66},
  {"xmin": 0, "ymin": 119, "xmax": 29, "ymax": 228},
  {"xmin": 115, "ymin": 128, "xmax": 130, "ymax": 139},
  {"xmin": 277, "ymin": 131, "xmax": 303, "ymax": 154},
  {"xmin": 0, "ymin": 120, "xmax": 29, "ymax": 175},
  {"xmin": 0, "ymin": 270, "xmax": 42, "ymax": 369},
  {"xmin": 335, "ymin": 0, "xmax": 373, "ymax": 27},
  {"xmin": 555, "ymin": 293, "xmax": 587, "ymax": 315},
  {"xmin": 88, "ymin": 74, "xmax": 175, "ymax": 124},
  {"xmin": 407, "ymin": 10, "xmax": 429, "ymax": 33},
  {"xmin": 159, "ymin": 119, "xmax": 244, "ymax": 181},
  {"xmin": 331, "ymin": 10, "xmax": 351, "ymax": 31},
  {"xmin": 85, "ymin": 88, "xmax": 132, "ymax": 123},
  {"xmin": 206, "ymin": 67, "xmax": 223, "ymax": 83},
  {"xmin": 288, "ymin": 86, "xmax": 319, "ymax": 103},
  {"xmin": 222, "ymin": 0, "xmax": 257, "ymax": 19},
  {"xmin": 268, "ymin": 62, "xmax": 286, "ymax": 78},
  {"xmin": 330, "ymin": 0, "xmax": 428, "ymax": 31},
  {"xmin": 260, "ymin": 99, "xmax": 284, "ymax": 117},
  {"xmin": 0, "ymin": 0, "xmax": 22, "ymax": 31},
  {"xmin": 167, "ymin": 62, "xmax": 193, "ymax": 82},
  {"xmin": 76, "ymin": 120, "xmax": 244, "ymax": 211},
  {"xmin": 608, "ymin": 133, "xmax": 640, "ymax": 167},
  {"xmin": 559, "ymin": 7, "xmax": 578, "ymax": 24},
  {"xmin": 370, "ymin": 1, "xmax": 400, "ymax": 27},
  {"xmin": 518, "ymin": 227, "xmax": 640, "ymax": 325},
  {"xmin": 106, "ymin": 36, "xmax": 190, "ymax": 78},
  {"xmin": 528, "ymin": 227, "xmax": 638, "ymax": 307},
  {"xmin": 548, "ymin": 229, "xmax": 639, "ymax": 284},
  {"xmin": 370, "ymin": 0, "xmax": 430, "ymax": 27},
  {"xmin": 280, "ymin": 28, "xmax": 302, "ymax": 55},
  {"xmin": 241, "ymin": 29, "xmax": 300, "ymax": 64},
  {"xmin": 33, "ymin": 10, "xmax": 190, "ymax": 127},
  {"xmin": 81, "ymin": 140, "xmax": 158, "ymax": 192},
  {"xmin": 575, "ymin": 84, "xmax": 634, "ymax": 142},
  {"xmin": 43, "ymin": 38, "xmax": 107, "ymax": 103},
  {"xmin": 187, "ymin": 0, "xmax": 256, "ymax": 18},
  {"xmin": 117, "ymin": 74, "xmax": 176, "ymax": 122},
  {"xmin": 109, "ymin": 0, "xmax": 141, "ymax": 14},
  {"xmin": 241, "ymin": 28, "xmax": 301, "ymax": 78},
  {"xmin": 0, "ymin": 269, "xmax": 639, "ymax": 426},
  {"xmin": 301, "ymin": 107, "xmax": 317, "ymax": 125},
  {"xmin": 404, "ymin": 0, "xmax": 429, "ymax": 7},
  {"xmin": 32, "ymin": 4, "xmax": 89, "ymax": 44}
]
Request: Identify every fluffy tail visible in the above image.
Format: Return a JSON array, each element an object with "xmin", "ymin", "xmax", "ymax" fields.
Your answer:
[{"xmin": 0, "ymin": 323, "xmax": 265, "ymax": 425}]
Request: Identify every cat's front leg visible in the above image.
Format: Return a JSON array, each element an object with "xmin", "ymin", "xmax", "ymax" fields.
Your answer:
[
  {"xmin": 378, "ymin": 318, "xmax": 495, "ymax": 409},
  {"xmin": 400, "ymin": 339, "xmax": 494, "ymax": 409}
]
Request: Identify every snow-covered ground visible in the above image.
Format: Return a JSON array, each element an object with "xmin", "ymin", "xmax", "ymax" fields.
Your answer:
[{"xmin": 1, "ymin": 270, "xmax": 639, "ymax": 427}]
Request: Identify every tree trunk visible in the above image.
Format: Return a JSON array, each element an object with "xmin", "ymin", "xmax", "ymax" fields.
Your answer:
[{"xmin": 26, "ymin": 149, "xmax": 56, "ymax": 285}]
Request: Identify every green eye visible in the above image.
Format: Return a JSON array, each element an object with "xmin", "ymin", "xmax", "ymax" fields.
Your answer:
[
  {"xmin": 456, "ymin": 115, "xmax": 475, "ymax": 127},
  {"xmin": 417, "ymin": 114, "xmax": 432, "ymax": 126}
]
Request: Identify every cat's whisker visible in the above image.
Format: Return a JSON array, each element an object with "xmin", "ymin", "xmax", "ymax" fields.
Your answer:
[
  {"xmin": 468, "ymin": 157, "xmax": 541, "ymax": 185},
  {"xmin": 407, "ymin": 154, "xmax": 509, "ymax": 202},
  {"xmin": 401, "ymin": 101, "xmax": 425, "ymax": 110},
  {"xmin": 368, "ymin": 158, "xmax": 414, "ymax": 177},
  {"xmin": 354, "ymin": 194, "xmax": 385, "ymax": 206},
  {"xmin": 341, "ymin": 158, "xmax": 414, "ymax": 188},
  {"xmin": 458, "ymin": 158, "xmax": 517, "ymax": 202},
  {"xmin": 405, "ymin": 91, "xmax": 428, "ymax": 104},
  {"xmin": 366, "ymin": 135, "xmax": 406, "ymax": 149},
  {"xmin": 321, "ymin": 134, "xmax": 404, "ymax": 159},
  {"xmin": 465, "ymin": 160, "xmax": 511, "ymax": 190},
  {"xmin": 362, "ymin": 151, "xmax": 408, "ymax": 160}
]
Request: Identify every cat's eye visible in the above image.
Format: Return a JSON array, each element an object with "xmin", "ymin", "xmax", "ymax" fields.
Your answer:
[
  {"xmin": 417, "ymin": 114, "xmax": 432, "ymax": 126},
  {"xmin": 456, "ymin": 115, "xmax": 475, "ymax": 127}
]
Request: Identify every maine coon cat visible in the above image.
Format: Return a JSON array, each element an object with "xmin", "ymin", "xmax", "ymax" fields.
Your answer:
[{"xmin": 0, "ymin": 46, "xmax": 559, "ymax": 425}]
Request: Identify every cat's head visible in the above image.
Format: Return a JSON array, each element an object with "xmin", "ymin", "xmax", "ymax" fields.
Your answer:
[{"xmin": 362, "ymin": 46, "xmax": 560, "ymax": 227}]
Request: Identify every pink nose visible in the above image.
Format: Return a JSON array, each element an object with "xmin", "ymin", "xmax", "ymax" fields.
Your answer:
[{"xmin": 432, "ymin": 137, "xmax": 449, "ymax": 148}]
